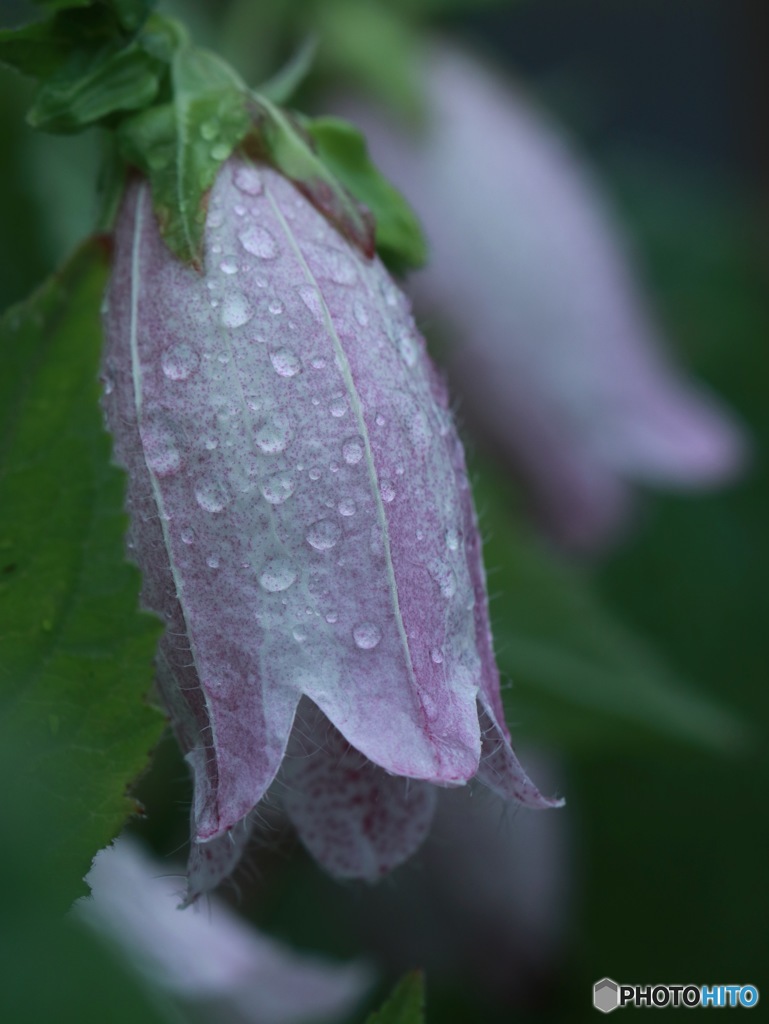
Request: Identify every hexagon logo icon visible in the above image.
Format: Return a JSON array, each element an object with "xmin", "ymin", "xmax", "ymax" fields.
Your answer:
[{"xmin": 594, "ymin": 978, "xmax": 620, "ymax": 1013}]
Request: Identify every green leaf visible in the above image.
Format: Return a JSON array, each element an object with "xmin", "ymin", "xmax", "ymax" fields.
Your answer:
[
  {"xmin": 28, "ymin": 35, "xmax": 163, "ymax": 132},
  {"xmin": 473, "ymin": 465, "xmax": 747, "ymax": 752},
  {"xmin": 0, "ymin": 240, "xmax": 165, "ymax": 902},
  {"xmin": 119, "ymin": 44, "xmax": 251, "ymax": 266},
  {"xmin": 307, "ymin": 116, "xmax": 427, "ymax": 271},
  {"xmin": 251, "ymin": 94, "xmax": 376, "ymax": 260},
  {"xmin": 0, "ymin": 18, "xmax": 74, "ymax": 79},
  {"xmin": 366, "ymin": 973, "xmax": 425, "ymax": 1024}
]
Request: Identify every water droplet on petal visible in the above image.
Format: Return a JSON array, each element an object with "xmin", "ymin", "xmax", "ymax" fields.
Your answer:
[
  {"xmin": 380, "ymin": 479, "xmax": 396, "ymax": 503},
  {"xmin": 269, "ymin": 348, "xmax": 301, "ymax": 377},
  {"xmin": 398, "ymin": 330, "xmax": 418, "ymax": 367},
  {"xmin": 298, "ymin": 284, "xmax": 325, "ymax": 324},
  {"xmin": 431, "ymin": 647, "xmax": 444, "ymax": 664},
  {"xmin": 325, "ymin": 610, "xmax": 339, "ymax": 624},
  {"xmin": 306, "ymin": 519, "xmax": 342, "ymax": 551},
  {"xmin": 338, "ymin": 499, "xmax": 356, "ymax": 517},
  {"xmin": 233, "ymin": 165, "xmax": 263, "ymax": 195},
  {"xmin": 330, "ymin": 395, "xmax": 348, "ymax": 418},
  {"xmin": 446, "ymin": 528, "xmax": 459, "ymax": 551},
  {"xmin": 220, "ymin": 291, "xmax": 253, "ymax": 328},
  {"xmin": 293, "ymin": 626, "xmax": 307, "ymax": 643},
  {"xmin": 259, "ymin": 558, "xmax": 297, "ymax": 592},
  {"xmin": 353, "ymin": 300, "xmax": 369, "ymax": 326},
  {"xmin": 260, "ymin": 472, "xmax": 295, "ymax": 505},
  {"xmin": 162, "ymin": 343, "xmax": 199, "ymax": 381},
  {"xmin": 353, "ymin": 622, "xmax": 381, "ymax": 650},
  {"xmin": 427, "ymin": 558, "xmax": 457, "ymax": 599},
  {"xmin": 219, "ymin": 257, "xmax": 239, "ymax": 275},
  {"xmin": 181, "ymin": 528, "xmax": 195, "ymax": 545},
  {"xmin": 342, "ymin": 437, "xmax": 364, "ymax": 465},
  {"xmin": 255, "ymin": 416, "xmax": 292, "ymax": 453},
  {"xmin": 195, "ymin": 479, "xmax": 229, "ymax": 513},
  {"xmin": 141, "ymin": 418, "xmax": 181, "ymax": 477},
  {"xmin": 239, "ymin": 225, "xmax": 278, "ymax": 260},
  {"xmin": 207, "ymin": 555, "xmax": 220, "ymax": 569}
]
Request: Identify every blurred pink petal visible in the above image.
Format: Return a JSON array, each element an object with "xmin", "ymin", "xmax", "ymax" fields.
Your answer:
[
  {"xmin": 77, "ymin": 837, "xmax": 372, "ymax": 1024},
  {"xmin": 333, "ymin": 43, "xmax": 748, "ymax": 551}
]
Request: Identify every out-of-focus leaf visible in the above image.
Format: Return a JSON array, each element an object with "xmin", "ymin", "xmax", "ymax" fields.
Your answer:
[
  {"xmin": 307, "ymin": 115, "xmax": 427, "ymax": 271},
  {"xmin": 473, "ymin": 464, "xmax": 746, "ymax": 752},
  {"xmin": 119, "ymin": 43, "xmax": 250, "ymax": 266},
  {"xmin": 0, "ymin": 240, "xmax": 165, "ymax": 903},
  {"xmin": 366, "ymin": 973, "xmax": 425, "ymax": 1024},
  {"xmin": 252, "ymin": 94, "xmax": 376, "ymax": 260},
  {"xmin": 316, "ymin": 0, "xmax": 423, "ymax": 119},
  {"xmin": 257, "ymin": 33, "xmax": 318, "ymax": 106},
  {"xmin": 0, "ymin": 17, "xmax": 74, "ymax": 78}
]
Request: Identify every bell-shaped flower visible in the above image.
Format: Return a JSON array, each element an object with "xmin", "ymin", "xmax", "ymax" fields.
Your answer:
[
  {"xmin": 333, "ymin": 44, "xmax": 748, "ymax": 550},
  {"xmin": 76, "ymin": 837, "xmax": 372, "ymax": 1024},
  {"xmin": 102, "ymin": 157, "xmax": 561, "ymax": 902}
]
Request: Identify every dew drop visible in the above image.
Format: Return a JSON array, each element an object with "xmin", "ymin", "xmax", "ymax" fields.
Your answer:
[
  {"xmin": 353, "ymin": 623, "xmax": 381, "ymax": 650},
  {"xmin": 446, "ymin": 528, "xmax": 459, "ymax": 551},
  {"xmin": 195, "ymin": 480, "xmax": 229, "ymax": 513},
  {"xmin": 306, "ymin": 518, "xmax": 341, "ymax": 551},
  {"xmin": 211, "ymin": 142, "xmax": 230, "ymax": 161},
  {"xmin": 268, "ymin": 298, "xmax": 284, "ymax": 315},
  {"xmin": 255, "ymin": 416, "xmax": 292, "ymax": 453},
  {"xmin": 329, "ymin": 395, "xmax": 348, "ymax": 418},
  {"xmin": 353, "ymin": 300, "xmax": 369, "ymax": 327},
  {"xmin": 233, "ymin": 165, "xmax": 263, "ymax": 195},
  {"xmin": 342, "ymin": 437, "xmax": 364, "ymax": 465},
  {"xmin": 325, "ymin": 610, "xmax": 339, "ymax": 624},
  {"xmin": 375, "ymin": 412, "xmax": 386, "ymax": 427},
  {"xmin": 220, "ymin": 291, "xmax": 253, "ymax": 328},
  {"xmin": 162, "ymin": 343, "xmax": 199, "ymax": 381},
  {"xmin": 239, "ymin": 224, "xmax": 278, "ymax": 260},
  {"xmin": 207, "ymin": 555, "xmax": 220, "ymax": 569},
  {"xmin": 219, "ymin": 257, "xmax": 239, "ymax": 275},
  {"xmin": 308, "ymin": 467, "xmax": 321, "ymax": 481},
  {"xmin": 259, "ymin": 558, "xmax": 297, "ymax": 592},
  {"xmin": 427, "ymin": 558, "xmax": 457, "ymax": 599},
  {"xmin": 292, "ymin": 626, "xmax": 307, "ymax": 643},
  {"xmin": 338, "ymin": 499, "xmax": 356, "ymax": 517},
  {"xmin": 431, "ymin": 647, "xmax": 444, "ymax": 665},
  {"xmin": 181, "ymin": 528, "xmax": 195, "ymax": 545},
  {"xmin": 298, "ymin": 284, "xmax": 324, "ymax": 323},
  {"xmin": 269, "ymin": 348, "xmax": 301, "ymax": 377},
  {"xmin": 200, "ymin": 120, "xmax": 218, "ymax": 141},
  {"xmin": 141, "ymin": 419, "xmax": 181, "ymax": 477},
  {"xmin": 380, "ymin": 478, "xmax": 396, "ymax": 503},
  {"xmin": 398, "ymin": 330, "xmax": 418, "ymax": 367},
  {"xmin": 260, "ymin": 472, "xmax": 295, "ymax": 505}
]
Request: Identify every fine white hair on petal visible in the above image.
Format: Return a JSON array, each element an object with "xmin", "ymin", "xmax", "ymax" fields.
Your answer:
[
  {"xmin": 331, "ymin": 42, "xmax": 748, "ymax": 551},
  {"xmin": 76, "ymin": 837, "xmax": 373, "ymax": 1024}
]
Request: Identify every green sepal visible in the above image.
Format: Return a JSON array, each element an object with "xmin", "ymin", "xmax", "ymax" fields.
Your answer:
[
  {"xmin": 32, "ymin": 0, "xmax": 155, "ymax": 27},
  {"xmin": 306, "ymin": 115, "xmax": 427, "ymax": 272},
  {"xmin": 366, "ymin": 973, "xmax": 425, "ymax": 1024},
  {"xmin": 118, "ymin": 44, "xmax": 250, "ymax": 267},
  {"xmin": 256, "ymin": 34, "xmax": 318, "ymax": 106},
  {"xmin": 250, "ymin": 94, "xmax": 376, "ymax": 260}
]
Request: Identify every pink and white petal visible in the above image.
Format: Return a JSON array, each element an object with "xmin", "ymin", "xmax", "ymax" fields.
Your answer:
[
  {"xmin": 281, "ymin": 704, "xmax": 438, "ymax": 881},
  {"xmin": 185, "ymin": 811, "xmax": 255, "ymax": 905},
  {"xmin": 78, "ymin": 837, "xmax": 372, "ymax": 1024},
  {"xmin": 476, "ymin": 701, "xmax": 565, "ymax": 809}
]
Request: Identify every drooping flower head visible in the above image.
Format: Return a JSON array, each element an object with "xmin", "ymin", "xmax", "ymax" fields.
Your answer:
[
  {"xmin": 102, "ymin": 156, "xmax": 561, "ymax": 903},
  {"xmin": 334, "ymin": 44, "xmax": 748, "ymax": 551}
]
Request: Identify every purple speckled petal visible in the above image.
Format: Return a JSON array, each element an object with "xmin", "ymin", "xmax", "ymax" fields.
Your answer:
[
  {"xmin": 103, "ymin": 153, "xmax": 560, "ymax": 893},
  {"xmin": 281, "ymin": 702, "xmax": 438, "ymax": 880}
]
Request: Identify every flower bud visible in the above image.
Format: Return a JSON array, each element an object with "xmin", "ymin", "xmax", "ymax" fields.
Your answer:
[{"xmin": 102, "ymin": 157, "xmax": 561, "ymax": 900}]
